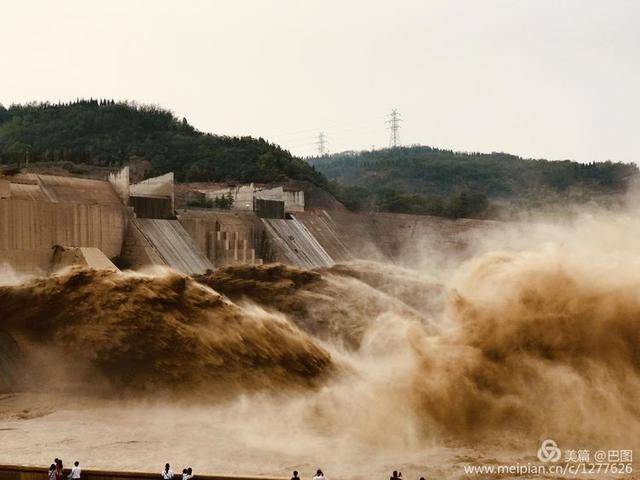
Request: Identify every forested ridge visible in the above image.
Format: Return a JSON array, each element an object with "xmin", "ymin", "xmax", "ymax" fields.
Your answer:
[
  {"xmin": 310, "ymin": 146, "xmax": 639, "ymax": 218},
  {"xmin": 1, "ymin": 100, "xmax": 636, "ymax": 219},
  {"xmin": 0, "ymin": 100, "xmax": 328, "ymax": 187}
]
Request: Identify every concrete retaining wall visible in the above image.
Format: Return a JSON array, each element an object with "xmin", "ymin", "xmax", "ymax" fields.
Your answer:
[
  {"xmin": 0, "ymin": 199, "xmax": 127, "ymax": 272},
  {"xmin": 177, "ymin": 210, "xmax": 265, "ymax": 267}
]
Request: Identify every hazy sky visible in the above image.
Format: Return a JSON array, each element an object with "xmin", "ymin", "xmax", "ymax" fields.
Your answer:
[{"xmin": 1, "ymin": 0, "xmax": 639, "ymax": 162}]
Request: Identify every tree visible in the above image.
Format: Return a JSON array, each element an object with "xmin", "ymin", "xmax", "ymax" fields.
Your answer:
[
  {"xmin": 0, "ymin": 104, "xmax": 8, "ymax": 124},
  {"xmin": 213, "ymin": 193, "xmax": 234, "ymax": 209}
]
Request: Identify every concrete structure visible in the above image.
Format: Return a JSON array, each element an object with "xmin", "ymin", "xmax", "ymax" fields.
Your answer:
[
  {"xmin": 200, "ymin": 183, "xmax": 304, "ymax": 213},
  {"xmin": 294, "ymin": 209, "xmax": 497, "ymax": 264},
  {"xmin": 0, "ymin": 179, "xmax": 9, "ymax": 199},
  {"xmin": 125, "ymin": 218, "xmax": 213, "ymax": 275},
  {"xmin": 50, "ymin": 245, "xmax": 118, "ymax": 272},
  {"xmin": 129, "ymin": 195, "xmax": 173, "ymax": 219},
  {"xmin": 255, "ymin": 186, "xmax": 304, "ymax": 212},
  {"xmin": 5, "ymin": 173, "xmax": 125, "ymax": 205},
  {"xmin": 0, "ymin": 174, "xmax": 128, "ymax": 273},
  {"xmin": 254, "ymin": 198, "xmax": 285, "ymax": 219},
  {"xmin": 130, "ymin": 172, "xmax": 175, "ymax": 210},
  {"xmin": 178, "ymin": 209, "xmax": 264, "ymax": 267},
  {"xmin": 0, "ymin": 169, "xmax": 496, "ymax": 275},
  {"xmin": 128, "ymin": 172, "xmax": 176, "ymax": 219},
  {"xmin": 201, "ymin": 184, "xmax": 255, "ymax": 210},
  {"xmin": 261, "ymin": 216, "xmax": 334, "ymax": 268},
  {"xmin": 119, "ymin": 218, "xmax": 166, "ymax": 270}
]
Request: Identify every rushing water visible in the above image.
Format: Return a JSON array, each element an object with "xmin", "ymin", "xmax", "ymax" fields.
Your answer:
[{"xmin": 1, "ymin": 207, "xmax": 640, "ymax": 479}]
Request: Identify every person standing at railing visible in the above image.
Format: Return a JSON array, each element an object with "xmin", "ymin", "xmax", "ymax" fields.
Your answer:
[
  {"xmin": 48, "ymin": 464, "xmax": 57, "ymax": 480},
  {"xmin": 68, "ymin": 461, "xmax": 81, "ymax": 480},
  {"xmin": 162, "ymin": 463, "xmax": 173, "ymax": 480},
  {"xmin": 55, "ymin": 459, "xmax": 64, "ymax": 480},
  {"xmin": 181, "ymin": 467, "xmax": 194, "ymax": 480}
]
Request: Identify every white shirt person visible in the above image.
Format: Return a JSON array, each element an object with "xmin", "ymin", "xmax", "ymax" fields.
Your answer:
[
  {"xmin": 162, "ymin": 464, "xmax": 173, "ymax": 480},
  {"xmin": 68, "ymin": 462, "xmax": 81, "ymax": 480}
]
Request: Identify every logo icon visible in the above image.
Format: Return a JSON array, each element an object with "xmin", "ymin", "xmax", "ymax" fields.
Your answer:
[{"xmin": 538, "ymin": 439, "xmax": 561, "ymax": 462}]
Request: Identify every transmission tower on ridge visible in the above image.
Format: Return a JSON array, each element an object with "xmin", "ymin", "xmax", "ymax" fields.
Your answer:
[
  {"xmin": 387, "ymin": 109, "xmax": 402, "ymax": 148},
  {"xmin": 316, "ymin": 132, "xmax": 328, "ymax": 156}
]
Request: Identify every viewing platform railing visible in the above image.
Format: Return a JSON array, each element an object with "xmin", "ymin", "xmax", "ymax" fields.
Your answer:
[{"xmin": 0, "ymin": 465, "xmax": 285, "ymax": 480}]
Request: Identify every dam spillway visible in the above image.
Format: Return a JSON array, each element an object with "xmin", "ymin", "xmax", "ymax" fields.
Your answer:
[
  {"xmin": 133, "ymin": 219, "xmax": 213, "ymax": 275},
  {"xmin": 261, "ymin": 216, "xmax": 334, "ymax": 268}
]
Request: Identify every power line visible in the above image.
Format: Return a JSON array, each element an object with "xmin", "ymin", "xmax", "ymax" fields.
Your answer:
[
  {"xmin": 268, "ymin": 115, "xmax": 387, "ymax": 140},
  {"xmin": 286, "ymin": 126, "xmax": 385, "ymax": 150},
  {"xmin": 316, "ymin": 132, "xmax": 328, "ymax": 155},
  {"xmin": 387, "ymin": 109, "xmax": 402, "ymax": 148}
]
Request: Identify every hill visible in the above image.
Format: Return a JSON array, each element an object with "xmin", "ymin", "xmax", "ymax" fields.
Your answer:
[
  {"xmin": 309, "ymin": 146, "xmax": 639, "ymax": 218},
  {"xmin": 0, "ymin": 100, "xmax": 329, "ymax": 188}
]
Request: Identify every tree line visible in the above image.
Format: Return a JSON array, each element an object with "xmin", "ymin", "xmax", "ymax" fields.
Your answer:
[
  {"xmin": 311, "ymin": 146, "xmax": 638, "ymax": 218},
  {"xmin": 0, "ymin": 100, "xmax": 328, "ymax": 188}
]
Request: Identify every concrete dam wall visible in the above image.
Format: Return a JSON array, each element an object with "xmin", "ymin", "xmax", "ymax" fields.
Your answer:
[
  {"xmin": 0, "ymin": 174, "xmax": 128, "ymax": 273},
  {"xmin": 0, "ymin": 171, "xmax": 496, "ymax": 275},
  {"xmin": 294, "ymin": 210, "xmax": 496, "ymax": 265},
  {"xmin": 0, "ymin": 199, "xmax": 127, "ymax": 273},
  {"xmin": 178, "ymin": 209, "xmax": 265, "ymax": 268}
]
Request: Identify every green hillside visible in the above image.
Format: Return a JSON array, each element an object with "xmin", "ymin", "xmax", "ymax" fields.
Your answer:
[
  {"xmin": 2, "ymin": 101, "xmax": 636, "ymax": 219},
  {"xmin": 310, "ymin": 146, "xmax": 639, "ymax": 218},
  {"xmin": 0, "ymin": 100, "xmax": 328, "ymax": 187}
]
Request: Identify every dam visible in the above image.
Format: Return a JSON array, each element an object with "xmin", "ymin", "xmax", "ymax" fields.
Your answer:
[
  {"xmin": 0, "ymin": 168, "xmax": 493, "ymax": 275},
  {"xmin": 1, "ymin": 174, "xmax": 639, "ymax": 480}
]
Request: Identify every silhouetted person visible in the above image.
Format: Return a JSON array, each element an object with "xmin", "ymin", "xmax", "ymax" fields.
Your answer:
[
  {"xmin": 181, "ymin": 468, "xmax": 193, "ymax": 480},
  {"xmin": 290, "ymin": 471, "xmax": 300, "ymax": 480},
  {"xmin": 48, "ymin": 465, "xmax": 57, "ymax": 480},
  {"xmin": 54, "ymin": 461, "xmax": 63, "ymax": 480},
  {"xmin": 312, "ymin": 470, "xmax": 324, "ymax": 480},
  {"xmin": 390, "ymin": 471, "xmax": 400, "ymax": 480},
  {"xmin": 161, "ymin": 464, "xmax": 173, "ymax": 480},
  {"xmin": 68, "ymin": 461, "xmax": 81, "ymax": 480}
]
